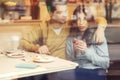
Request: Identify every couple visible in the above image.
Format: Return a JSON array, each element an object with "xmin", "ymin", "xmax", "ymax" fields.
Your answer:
[
  {"xmin": 19, "ymin": 1, "xmax": 109, "ymax": 80},
  {"xmin": 47, "ymin": 4, "xmax": 109, "ymax": 80}
]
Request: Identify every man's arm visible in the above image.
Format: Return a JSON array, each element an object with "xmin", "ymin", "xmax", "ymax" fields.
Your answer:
[
  {"xmin": 88, "ymin": 4, "xmax": 107, "ymax": 44},
  {"xmin": 93, "ymin": 16, "xmax": 107, "ymax": 44},
  {"xmin": 20, "ymin": 39, "xmax": 40, "ymax": 52},
  {"xmin": 20, "ymin": 27, "xmax": 42, "ymax": 52},
  {"xmin": 95, "ymin": 16, "xmax": 107, "ymax": 30}
]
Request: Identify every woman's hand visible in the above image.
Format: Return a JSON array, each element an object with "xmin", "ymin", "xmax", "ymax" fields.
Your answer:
[
  {"xmin": 73, "ymin": 38, "xmax": 87, "ymax": 53},
  {"xmin": 38, "ymin": 45, "xmax": 50, "ymax": 54}
]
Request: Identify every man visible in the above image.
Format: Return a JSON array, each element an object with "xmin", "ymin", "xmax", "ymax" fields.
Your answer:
[
  {"xmin": 20, "ymin": 2, "xmax": 69, "ymax": 59},
  {"xmin": 20, "ymin": 1, "xmax": 107, "ymax": 59},
  {"xmin": 19, "ymin": 2, "xmax": 69, "ymax": 80}
]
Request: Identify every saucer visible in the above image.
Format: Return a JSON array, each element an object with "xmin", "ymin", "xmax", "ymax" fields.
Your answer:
[{"xmin": 6, "ymin": 52, "xmax": 24, "ymax": 58}]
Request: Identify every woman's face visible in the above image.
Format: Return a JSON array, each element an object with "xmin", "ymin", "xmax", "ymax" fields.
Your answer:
[{"xmin": 76, "ymin": 12, "xmax": 88, "ymax": 32}]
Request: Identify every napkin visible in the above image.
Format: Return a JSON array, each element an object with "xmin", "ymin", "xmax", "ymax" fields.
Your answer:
[{"xmin": 16, "ymin": 63, "xmax": 38, "ymax": 69}]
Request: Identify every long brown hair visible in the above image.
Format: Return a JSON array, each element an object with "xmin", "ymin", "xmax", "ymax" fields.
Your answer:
[
  {"xmin": 69, "ymin": 5, "xmax": 97, "ymax": 45},
  {"xmin": 69, "ymin": 5, "xmax": 87, "ymax": 37}
]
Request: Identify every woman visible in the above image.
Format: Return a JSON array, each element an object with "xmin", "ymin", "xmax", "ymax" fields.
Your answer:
[{"xmin": 66, "ymin": 5, "xmax": 109, "ymax": 80}]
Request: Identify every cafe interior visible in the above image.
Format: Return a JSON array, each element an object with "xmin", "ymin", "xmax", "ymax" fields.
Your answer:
[{"xmin": 0, "ymin": 0, "xmax": 120, "ymax": 80}]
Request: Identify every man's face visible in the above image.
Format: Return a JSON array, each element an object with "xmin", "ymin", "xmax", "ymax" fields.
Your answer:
[{"xmin": 52, "ymin": 5, "xmax": 68, "ymax": 24}]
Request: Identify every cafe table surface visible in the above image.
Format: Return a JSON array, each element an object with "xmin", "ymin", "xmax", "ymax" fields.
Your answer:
[{"xmin": 0, "ymin": 52, "xmax": 78, "ymax": 80}]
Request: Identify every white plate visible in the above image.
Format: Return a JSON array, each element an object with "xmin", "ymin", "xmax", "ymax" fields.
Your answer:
[
  {"xmin": 33, "ymin": 56, "xmax": 54, "ymax": 63},
  {"xmin": 6, "ymin": 50, "xmax": 15, "ymax": 53},
  {"xmin": 6, "ymin": 53, "xmax": 24, "ymax": 58}
]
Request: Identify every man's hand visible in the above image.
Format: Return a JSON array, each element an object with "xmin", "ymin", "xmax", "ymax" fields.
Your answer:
[
  {"xmin": 38, "ymin": 45, "xmax": 50, "ymax": 54},
  {"xmin": 93, "ymin": 27, "xmax": 105, "ymax": 44}
]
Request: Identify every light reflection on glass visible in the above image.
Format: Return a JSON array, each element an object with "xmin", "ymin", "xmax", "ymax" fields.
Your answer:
[{"xmin": 11, "ymin": 35, "xmax": 20, "ymax": 51}]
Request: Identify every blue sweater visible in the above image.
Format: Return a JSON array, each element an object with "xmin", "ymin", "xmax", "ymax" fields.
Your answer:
[{"xmin": 66, "ymin": 29, "xmax": 109, "ymax": 69}]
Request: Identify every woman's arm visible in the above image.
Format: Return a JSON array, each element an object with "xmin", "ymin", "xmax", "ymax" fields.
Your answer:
[
  {"xmin": 84, "ymin": 38, "xmax": 110, "ymax": 69},
  {"xmin": 66, "ymin": 37, "xmax": 76, "ymax": 61}
]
